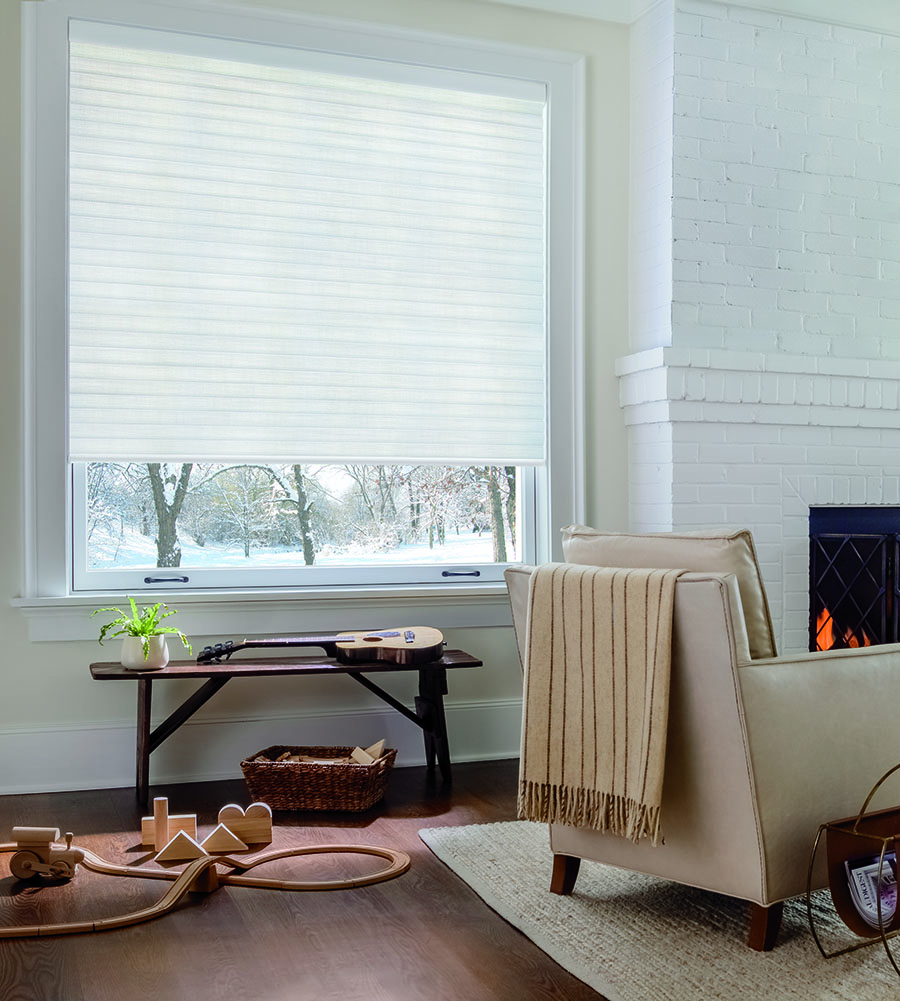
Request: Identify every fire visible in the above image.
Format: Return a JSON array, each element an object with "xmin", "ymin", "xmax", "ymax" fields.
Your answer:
[
  {"xmin": 816, "ymin": 608, "xmax": 834, "ymax": 651},
  {"xmin": 816, "ymin": 607, "xmax": 872, "ymax": 650},
  {"xmin": 844, "ymin": 626, "xmax": 872, "ymax": 648}
]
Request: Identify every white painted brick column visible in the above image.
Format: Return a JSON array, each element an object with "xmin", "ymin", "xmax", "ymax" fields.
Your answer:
[
  {"xmin": 616, "ymin": 2, "xmax": 900, "ymax": 653},
  {"xmin": 630, "ymin": 1, "xmax": 675, "ymax": 352}
]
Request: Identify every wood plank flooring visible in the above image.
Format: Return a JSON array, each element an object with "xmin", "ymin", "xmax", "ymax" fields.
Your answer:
[{"xmin": 0, "ymin": 759, "xmax": 604, "ymax": 1001}]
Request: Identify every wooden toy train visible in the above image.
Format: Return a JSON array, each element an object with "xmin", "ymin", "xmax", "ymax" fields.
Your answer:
[{"xmin": 9, "ymin": 826, "xmax": 84, "ymax": 880}]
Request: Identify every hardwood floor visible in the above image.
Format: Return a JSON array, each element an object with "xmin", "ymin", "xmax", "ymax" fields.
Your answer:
[{"xmin": 0, "ymin": 759, "xmax": 604, "ymax": 1001}]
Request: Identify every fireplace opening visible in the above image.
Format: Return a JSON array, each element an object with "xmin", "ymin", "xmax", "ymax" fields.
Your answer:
[{"xmin": 809, "ymin": 507, "xmax": 899, "ymax": 652}]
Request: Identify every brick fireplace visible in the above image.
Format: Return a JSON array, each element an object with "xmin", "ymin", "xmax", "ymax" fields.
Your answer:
[{"xmin": 618, "ymin": 1, "xmax": 900, "ymax": 655}]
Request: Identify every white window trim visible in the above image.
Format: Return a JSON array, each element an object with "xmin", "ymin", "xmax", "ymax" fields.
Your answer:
[{"xmin": 18, "ymin": 0, "xmax": 585, "ymax": 640}]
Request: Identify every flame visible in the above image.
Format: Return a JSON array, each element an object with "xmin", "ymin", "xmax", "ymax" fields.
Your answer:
[
  {"xmin": 816, "ymin": 607, "xmax": 872, "ymax": 650},
  {"xmin": 816, "ymin": 608, "xmax": 834, "ymax": 651},
  {"xmin": 844, "ymin": 625, "xmax": 872, "ymax": 648}
]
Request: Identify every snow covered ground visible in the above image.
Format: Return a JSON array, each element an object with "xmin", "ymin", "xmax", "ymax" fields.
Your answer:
[{"xmin": 88, "ymin": 524, "xmax": 506, "ymax": 569}]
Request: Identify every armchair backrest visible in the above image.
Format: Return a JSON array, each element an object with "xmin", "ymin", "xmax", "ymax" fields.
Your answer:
[{"xmin": 559, "ymin": 526, "xmax": 776, "ymax": 659}]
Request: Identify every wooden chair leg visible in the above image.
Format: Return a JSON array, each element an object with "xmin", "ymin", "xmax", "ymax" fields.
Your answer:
[
  {"xmin": 748, "ymin": 901, "xmax": 783, "ymax": 951},
  {"xmin": 549, "ymin": 854, "xmax": 581, "ymax": 896}
]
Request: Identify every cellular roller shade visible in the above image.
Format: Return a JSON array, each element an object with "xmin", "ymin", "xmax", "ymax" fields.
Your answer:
[{"xmin": 66, "ymin": 21, "xmax": 548, "ymax": 465}]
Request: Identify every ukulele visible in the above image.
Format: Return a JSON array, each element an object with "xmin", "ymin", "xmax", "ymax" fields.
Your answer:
[{"xmin": 197, "ymin": 626, "xmax": 444, "ymax": 666}]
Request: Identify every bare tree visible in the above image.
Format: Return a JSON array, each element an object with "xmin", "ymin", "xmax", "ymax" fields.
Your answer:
[
  {"xmin": 503, "ymin": 466, "xmax": 516, "ymax": 550},
  {"xmin": 487, "ymin": 467, "xmax": 507, "ymax": 562},
  {"xmin": 291, "ymin": 464, "xmax": 316, "ymax": 565},
  {"xmin": 147, "ymin": 463, "xmax": 193, "ymax": 566}
]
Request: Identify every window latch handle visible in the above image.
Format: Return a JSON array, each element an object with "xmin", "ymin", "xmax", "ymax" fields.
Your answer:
[
  {"xmin": 441, "ymin": 569, "xmax": 481, "ymax": 578},
  {"xmin": 143, "ymin": 575, "xmax": 190, "ymax": 584}
]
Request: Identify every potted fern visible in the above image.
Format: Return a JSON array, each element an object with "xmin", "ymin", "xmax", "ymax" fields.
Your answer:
[{"xmin": 93, "ymin": 597, "xmax": 192, "ymax": 670}]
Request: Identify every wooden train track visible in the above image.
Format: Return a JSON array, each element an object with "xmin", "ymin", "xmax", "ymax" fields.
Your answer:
[{"xmin": 0, "ymin": 840, "xmax": 411, "ymax": 938}]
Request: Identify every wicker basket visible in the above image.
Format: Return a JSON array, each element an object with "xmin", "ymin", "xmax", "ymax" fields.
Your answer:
[{"xmin": 240, "ymin": 744, "xmax": 397, "ymax": 812}]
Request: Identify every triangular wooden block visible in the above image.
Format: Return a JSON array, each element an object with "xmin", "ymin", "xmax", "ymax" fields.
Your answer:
[
  {"xmin": 155, "ymin": 830, "xmax": 208, "ymax": 862},
  {"xmin": 364, "ymin": 739, "xmax": 385, "ymax": 760},
  {"xmin": 201, "ymin": 823, "xmax": 248, "ymax": 854}
]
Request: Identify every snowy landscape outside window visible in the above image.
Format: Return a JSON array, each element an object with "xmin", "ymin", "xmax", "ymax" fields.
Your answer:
[{"xmin": 83, "ymin": 461, "xmax": 519, "ymax": 577}]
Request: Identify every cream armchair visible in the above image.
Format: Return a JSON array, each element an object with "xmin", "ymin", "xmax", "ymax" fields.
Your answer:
[{"xmin": 506, "ymin": 527, "xmax": 900, "ymax": 950}]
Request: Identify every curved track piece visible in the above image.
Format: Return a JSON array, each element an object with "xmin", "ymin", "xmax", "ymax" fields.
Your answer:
[
  {"xmin": 217, "ymin": 844, "xmax": 411, "ymax": 890},
  {"xmin": 0, "ymin": 854, "xmax": 218, "ymax": 938},
  {"xmin": 0, "ymin": 840, "xmax": 410, "ymax": 938}
]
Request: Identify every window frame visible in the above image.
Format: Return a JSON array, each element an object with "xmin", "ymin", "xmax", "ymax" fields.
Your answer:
[
  {"xmin": 19, "ymin": 0, "xmax": 585, "ymax": 637},
  {"xmin": 72, "ymin": 462, "xmax": 533, "ymax": 591}
]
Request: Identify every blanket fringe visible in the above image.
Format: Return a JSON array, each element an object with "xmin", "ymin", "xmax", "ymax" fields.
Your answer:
[{"xmin": 518, "ymin": 779, "xmax": 662, "ymax": 846}]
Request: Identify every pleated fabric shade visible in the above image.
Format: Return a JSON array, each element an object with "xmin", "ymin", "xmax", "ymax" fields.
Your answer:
[{"xmin": 67, "ymin": 21, "xmax": 548, "ymax": 466}]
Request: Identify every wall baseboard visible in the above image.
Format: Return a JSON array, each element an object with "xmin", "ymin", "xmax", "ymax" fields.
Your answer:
[{"xmin": 0, "ymin": 699, "xmax": 523, "ymax": 796}]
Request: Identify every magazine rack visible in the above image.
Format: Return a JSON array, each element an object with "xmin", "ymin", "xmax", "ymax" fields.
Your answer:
[{"xmin": 807, "ymin": 762, "xmax": 900, "ymax": 975}]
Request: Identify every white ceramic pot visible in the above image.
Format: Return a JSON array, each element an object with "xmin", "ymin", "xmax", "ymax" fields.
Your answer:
[{"xmin": 121, "ymin": 634, "xmax": 169, "ymax": 670}]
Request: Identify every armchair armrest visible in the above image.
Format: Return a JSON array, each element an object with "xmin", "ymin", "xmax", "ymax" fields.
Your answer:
[{"xmin": 738, "ymin": 642, "xmax": 900, "ymax": 899}]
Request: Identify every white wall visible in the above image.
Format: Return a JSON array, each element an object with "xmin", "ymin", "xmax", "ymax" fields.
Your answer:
[{"xmin": 0, "ymin": 0, "xmax": 630, "ymax": 794}]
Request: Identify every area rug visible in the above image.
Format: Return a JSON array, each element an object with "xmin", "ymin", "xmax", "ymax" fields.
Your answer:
[{"xmin": 419, "ymin": 820, "xmax": 900, "ymax": 1001}]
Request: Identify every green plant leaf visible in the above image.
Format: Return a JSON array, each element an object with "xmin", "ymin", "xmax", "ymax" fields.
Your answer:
[{"xmin": 93, "ymin": 596, "xmax": 189, "ymax": 654}]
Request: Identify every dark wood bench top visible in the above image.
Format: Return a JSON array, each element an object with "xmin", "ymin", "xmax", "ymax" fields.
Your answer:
[{"xmin": 90, "ymin": 648, "xmax": 482, "ymax": 681}]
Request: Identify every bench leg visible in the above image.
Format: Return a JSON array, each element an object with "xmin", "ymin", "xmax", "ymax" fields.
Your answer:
[
  {"xmin": 748, "ymin": 901, "xmax": 783, "ymax": 951},
  {"xmin": 136, "ymin": 679, "xmax": 153, "ymax": 805},
  {"xmin": 418, "ymin": 667, "xmax": 451, "ymax": 782}
]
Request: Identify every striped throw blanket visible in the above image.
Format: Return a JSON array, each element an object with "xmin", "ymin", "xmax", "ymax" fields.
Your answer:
[{"xmin": 518, "ymin": 563, "xmax": 684, "ymax": 845}]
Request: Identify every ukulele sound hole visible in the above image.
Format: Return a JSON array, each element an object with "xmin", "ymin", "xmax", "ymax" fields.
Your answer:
[{"xmin": 363, "ymin": 636, "xmax": 384, "ymax": 643}]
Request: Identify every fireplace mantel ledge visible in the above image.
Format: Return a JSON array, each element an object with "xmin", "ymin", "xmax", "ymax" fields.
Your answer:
[
  {"xmin": 616, "ymin": 348, "xmax": 900, "ymax": 427},
  {"xmin": 615, "ymin": 347, "xmax": 900, "ymax": 380}
]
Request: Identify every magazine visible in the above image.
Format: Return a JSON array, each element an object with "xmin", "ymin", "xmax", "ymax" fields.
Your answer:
[{"xmin": 845, "ymin": 851, "xmax": 898, "ymax": 929}]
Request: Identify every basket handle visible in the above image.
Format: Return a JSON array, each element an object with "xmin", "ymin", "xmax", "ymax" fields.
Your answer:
[{"xmin": 853, "ymin": 762, "xmax": 900, "ymax": 834}]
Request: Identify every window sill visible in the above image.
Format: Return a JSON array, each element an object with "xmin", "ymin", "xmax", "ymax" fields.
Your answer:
[{"xmin": 12, "ymin": 582, "xmax": 514, "ymax": 643}]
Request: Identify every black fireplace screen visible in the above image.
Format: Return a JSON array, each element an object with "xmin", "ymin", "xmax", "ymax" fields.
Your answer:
[{"xmin": 809, "ymin": 508, "xmax": 899, "ymax": 652}]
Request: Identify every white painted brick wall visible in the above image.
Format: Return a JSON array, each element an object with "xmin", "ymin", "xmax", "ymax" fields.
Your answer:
[
  {"xmin": 671, "ymin": 1, "xmax": 900, "ymax": 360},
  {"xmin": 629, "ymin": 2, "xmax": 675, "ymax": 352},
  {"xmin": 625, "ymin": 415, "xmax": 675, "ymax": 531}
]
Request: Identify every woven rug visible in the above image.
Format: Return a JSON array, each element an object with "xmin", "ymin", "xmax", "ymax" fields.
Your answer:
[{"xmin": 419, "ymin": 820, "xmax": 900, "ymax": 1001}]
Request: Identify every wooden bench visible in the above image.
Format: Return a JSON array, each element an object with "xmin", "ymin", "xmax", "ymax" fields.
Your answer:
[{"xmin": 90, "ymin": 649, "xmax": 482, "ymax": 805}]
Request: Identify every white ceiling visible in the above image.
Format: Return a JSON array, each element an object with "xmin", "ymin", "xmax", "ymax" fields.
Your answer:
[{"xmin": 481, "ymin": 0, "xmax": 900, "ymax": 33}]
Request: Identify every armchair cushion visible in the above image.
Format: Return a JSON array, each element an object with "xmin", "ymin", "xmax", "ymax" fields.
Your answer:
[{"xmin": 560, "ymin": 526, "xmax": 776, "ymax": 660}]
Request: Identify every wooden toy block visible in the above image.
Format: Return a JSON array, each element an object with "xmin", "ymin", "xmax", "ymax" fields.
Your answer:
[
  {"xmin": 154, "ymin": 830, "xmax": 207, "ymax": 862},
  {"xmin": 12, "ymin": 826, "xmax": 61, "ymax": 845},
  {"xmin": 201, "ymin": 824, "xmax": 247, "ymax": 854},
  {"xmin": 365, "ymin": 739, "xmax": 385, "ymax": 760},
  {"xmin": 141, "ymin": 813, "xmax": 197, "ymax": 848},
  {"xmin": 217, "ymin": 803, "xmax": 272, "ymax": 845},
  {"xmin": 350, "ymin": 746, "xmax": 375, "ymax": 764},
  {"xmin": 153, "ymin": 798, "xmax": 168, "ymax": 855}
]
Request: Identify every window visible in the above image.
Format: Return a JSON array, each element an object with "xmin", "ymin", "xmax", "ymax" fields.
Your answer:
[
  {"xmin": 78, "ymin": 461, "xmax": 523, "ymax": 590},
  {"xmin": 23, "ymin": 0, "xmax": 583, "ymax": 606}
]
